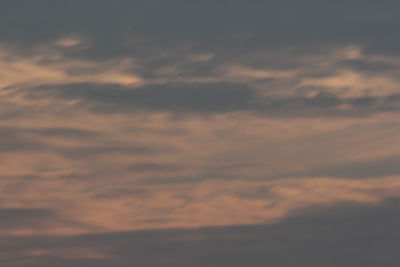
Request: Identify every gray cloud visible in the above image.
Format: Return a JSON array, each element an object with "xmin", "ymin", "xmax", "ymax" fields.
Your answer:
[
  {"xmin": 33, "ymin": 128, "xmax": 98, "ymax": 139},
  {"xmin": 337, "ymin": 59, "xmax": 400, "ymax": 73},
  {"xmin": 0, "ymin": 125, "xmax": 165, "ymax": 160},
  {"xmin": 0, "ymin": 126, "xmax": 97, "ymax": 149},
  {"xmin": 0, "ymin": 208, "xmax": 55, "ymax": 230},
  {"xmin": 0, "ymin": 127, "xmax": 46, "ymax": 152},
  {"xmin": 2, "ymin": 0, "xmax": 400, "ymax": 60},
  {"xmin": 32, "ymin": 83, "xmax": 400, "ymax": 117},
  {"xmin": 59, "ymin": 145, "xmax": 164, "ymax": 159},
  {"xmin": 300, "ymin": 154, "xmax": 400, "ymax": 179},
  {"xmin": 1, "ymin": 199, "xmax": 399, "ymax": 266},
  {"xmin": 34, "ymin": 82, "xmax": 256, "ymax": 113},
  {"xmin": 268, "ymin": 154, "xmax": 400, "ymax": 182},
  {"xmin": 1, "ymin": 2, "xmax": 400, "ymax": 266},
  {"xmin": 128, "ymin": 163, "xmax": 185, "ymax": 173}
]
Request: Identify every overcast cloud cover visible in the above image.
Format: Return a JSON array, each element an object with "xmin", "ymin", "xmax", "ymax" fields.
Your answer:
[{"xmin": 1, "ymin": 1, "xmax": 400, "ymax": 266}]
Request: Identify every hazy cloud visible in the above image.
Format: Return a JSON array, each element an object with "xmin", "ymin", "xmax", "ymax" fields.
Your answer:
[
  {"xmin": 1, "ymin": 1, "xmax": 400, "ymax": 265},
  {"xmin": 1, "ymin": 198, "xmax": 400, "ymax": 266}
]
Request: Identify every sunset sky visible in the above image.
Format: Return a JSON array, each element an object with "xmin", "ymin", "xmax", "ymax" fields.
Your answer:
[{"xmin": 1, "ymin": 1, "xmax": 400, "ymax": 266}]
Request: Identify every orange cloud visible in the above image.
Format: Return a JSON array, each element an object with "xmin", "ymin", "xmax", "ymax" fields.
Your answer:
[{"xmin": 0, "ymin": 44, "xmax": 143, "ymax": 89}]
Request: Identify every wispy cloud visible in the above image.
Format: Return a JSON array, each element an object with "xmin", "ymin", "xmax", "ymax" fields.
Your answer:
[{"xmin": 1, "ymin": 1, "xmax": 400, "ymax": 265}]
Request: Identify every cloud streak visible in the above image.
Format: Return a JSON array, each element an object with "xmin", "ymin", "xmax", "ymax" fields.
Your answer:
[{"xmin": 1, "ymin": 1, "xmax": 400, "ymax": 265}]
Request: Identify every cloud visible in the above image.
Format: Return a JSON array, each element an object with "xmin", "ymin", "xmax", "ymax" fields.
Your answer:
[
  {"xmin": 1, "ymin": 198, "xmax": 400, "ymax": 266},
  {"xmin": 0, "ymin": 207, "xmax": 91, "ymax": 237},
  {"xmin": 25, "ymin": 82, "xmax": 400, "ymax": 117},
  {"xmin": 285, "ymin": 154, "xmax": 400, "ymax": 179},
  {"xmin": 2, "ymin": 0, "xmax": 400, "ymax": 55},
  {"xmin": 1, "ymin": 174, "xmax": 400, "ymax": 235},
  {"xmin": 0, "ymin": 2, "xmax": 400, "ymax": 265},
  {"xmin": 0, "ymin": 45, "xmax": 142, "ymax": 89},
  {"xmin": 0, "ymin": 40, "xmax": 396, "ymax": 119},
  {"xmin": 0, "ymin": 99, "xmax": 398, "ymax": 235},
  {"xmin": 0, "ymin": 208, "xmax": 55, "ymax": 230},
  {"xmin": 34, "ymin": 82, "xmax": 256, "ymax": 113},
  {"xmin": 1, "ymin": 37, "xmax": 400, "ymax": 119}
]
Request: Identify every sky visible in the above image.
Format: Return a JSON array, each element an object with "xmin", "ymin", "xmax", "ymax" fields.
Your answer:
[{"xmin": 1, "ymin": 1, "xmax": 400, "ymax": 266}]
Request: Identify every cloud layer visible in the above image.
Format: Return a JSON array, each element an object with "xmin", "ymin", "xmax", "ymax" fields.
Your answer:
[{"xmin": 1, "ymin": 1, "xmax": 400, "ymax": 266}]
